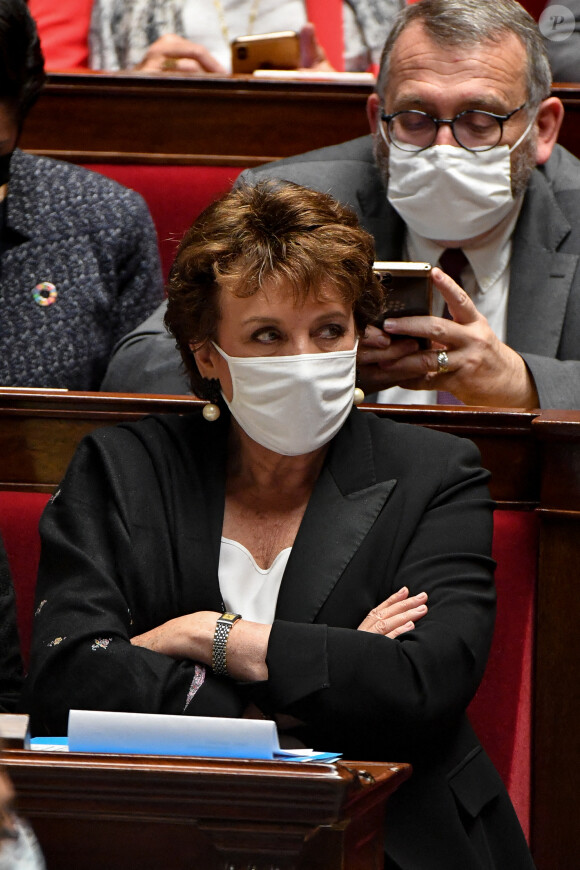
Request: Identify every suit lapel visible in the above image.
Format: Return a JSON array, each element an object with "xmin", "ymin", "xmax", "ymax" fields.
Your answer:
[
  {"xmin": 170, "ymin": 413, "xmax": 228, "ymax": 614},
  {"xmin": 354, "ymin": 158, "xmax": 405, "ymax": 261},
  {"xmin": 275, "ymin": 412, "xmax": 396, "ymax": 623},
  {"xmin": 507, "ymin": 167, "xmax": 578, "ymax": 355},
  {"xmin": 177, "ymin": 411, "xmax": 396, "ymax": 621}
]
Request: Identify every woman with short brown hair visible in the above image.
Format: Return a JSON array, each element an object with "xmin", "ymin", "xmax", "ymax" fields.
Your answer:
[{"xmin": 23, "ymin": 180, "xmax": 532, "ymax": 869}]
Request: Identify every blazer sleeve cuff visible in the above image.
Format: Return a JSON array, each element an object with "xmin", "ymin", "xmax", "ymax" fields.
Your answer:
[{"xmin": 265, "ymin": 620, "xmax": 330, "ymax": 709}]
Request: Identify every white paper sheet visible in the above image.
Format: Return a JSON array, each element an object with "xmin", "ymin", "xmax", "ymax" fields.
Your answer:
[{"xmin": 61, "ymin": 709, "xmax": 340, "ymax": 762}]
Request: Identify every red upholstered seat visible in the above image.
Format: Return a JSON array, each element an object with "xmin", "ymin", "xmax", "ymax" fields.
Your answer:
[
  {"xmin": 305, "ymin": 0, "xmax": 344, "ymax": 71},
  {"xmin": 28, "ymin": 0, "xmax": 93, "ymax": 70},
  {"xmin": 83, "ymin": 164, "xmax": 244, "ymax": 282},
  {"xmin": 468, "ymin": 509, "xmax": 538, "ymax": 841},
  {"xmin": 0, "ymin": 489, "xmax": 536, "ymax": 839},
  {"xmin": 0, "ymin": 491, "xmax": 51, "ymax": 666}
]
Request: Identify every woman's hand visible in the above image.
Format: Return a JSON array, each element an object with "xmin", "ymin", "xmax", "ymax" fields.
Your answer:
[
  {"xmin": 357, "ymin": 587, "xmax": 428, "ymax": 638},
  {"xmin": 135, "ymin": 25, "xmax": 334, "ymax": 76},
  {"xmin": 135, "ymin": 34, "xmax": 227, "ymax": 74},
  {"xmin": 299, "ymin": 23, "xmax": 334, "ymax": 71},
  {"xmin": 131, "ymin": 588, "xmax": 427, "ymax": 679},
  {"xmin": 131, "ymin": 611, "xmax": 271, "ymax": 681}
]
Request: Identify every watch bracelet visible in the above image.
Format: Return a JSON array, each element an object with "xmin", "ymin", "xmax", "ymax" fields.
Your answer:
[
  {"xmin": 212, "ymin": 620, "xmax": 230, "ymax": 676},
  {"xmin": 212, "ymin": 613, "xmax": 241, "ymax": 677}
]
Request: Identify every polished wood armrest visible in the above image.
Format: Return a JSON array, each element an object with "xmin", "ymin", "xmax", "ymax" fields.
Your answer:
[
  {"xmin": 19, "ymin": 72, "xmax": 372, "ymax": 166},
  {"xmin": 17, "ymin": 75, "xmax": 580, "ymax": 166},
  {"xmin": 1, "ymin": 749, "xmax": 410, "ymax": 870}
]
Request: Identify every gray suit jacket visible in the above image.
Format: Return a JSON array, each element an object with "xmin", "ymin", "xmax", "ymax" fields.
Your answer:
[
  {"xmin": 102, "ymin": 136, "xmax": 580, "ymax": 408},
  {"xmin": 543, "ymin": 0, "xmax": 580, "ymax": 82}
]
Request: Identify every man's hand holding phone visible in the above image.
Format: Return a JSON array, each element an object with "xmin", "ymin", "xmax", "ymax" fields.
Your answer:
[{"xmin": 358, "ymin": 266, "xmax": 540, "ymax": 408}]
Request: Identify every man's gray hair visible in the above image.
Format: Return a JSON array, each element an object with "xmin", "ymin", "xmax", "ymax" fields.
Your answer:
[{"xmin": 376, "ymin": 0, "xmax": 552, "ymax": 109}]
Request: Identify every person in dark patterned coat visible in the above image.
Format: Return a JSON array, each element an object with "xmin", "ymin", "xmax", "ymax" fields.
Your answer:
[{"xmin": 0, "ymin": 0, "xmax": 163, "ymax": 390}]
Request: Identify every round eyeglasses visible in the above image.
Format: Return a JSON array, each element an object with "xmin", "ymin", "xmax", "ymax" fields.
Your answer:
[{"xmin": 380, "ymin": 104, "xmax": 527, "ymax": 153}]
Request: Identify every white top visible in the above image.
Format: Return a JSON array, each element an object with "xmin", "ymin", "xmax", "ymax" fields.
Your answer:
[
  {"xmin": 376, "ymin": 196, "xmax": 525, "ymax": 406},
  {"xmin": 219, "ymin": 536, "xmax": 291, "ymax": 623},
  {"xmin": 183, "ymin": 0, "xmax": 307, "ymax": 71}
]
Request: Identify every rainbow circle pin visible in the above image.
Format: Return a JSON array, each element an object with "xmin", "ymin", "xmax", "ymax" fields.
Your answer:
[{"xmin": 33, "ymin": 281, "xmax": 58, "ymax": 306}]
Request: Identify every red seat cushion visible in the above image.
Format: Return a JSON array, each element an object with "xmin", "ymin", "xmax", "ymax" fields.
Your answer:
[
  {"xmin": 28, "ymin": 0, "xmax": 93, "ymax": 70},
  {"xmin": 305, "ymin": 0, "xmax": 344, "ymax": 70},
  {"xmin": 0, "ymin": 492, "xmax": 51, "ymax": 666},
  {"xmin": 468, "ymin": 509, "xmax": 539, "ymax": 841}
]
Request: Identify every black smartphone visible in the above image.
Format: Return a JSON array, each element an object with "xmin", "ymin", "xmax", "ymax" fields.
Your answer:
[{"xmin": 373, "ymin": 261, "xmax": 432, "ymax": 349}]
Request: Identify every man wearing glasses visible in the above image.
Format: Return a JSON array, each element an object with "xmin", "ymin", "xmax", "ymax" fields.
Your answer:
[
  {"xmin": 351, "ymin": 0, "xmax": 567, "ymax": 407},
  {"xmin": 103, "ymin": 0, "xmax": 578, "ymax": 410},
  {"xmin": 244, "ymin": 0, "xmax": 569, "ymax": 409}
]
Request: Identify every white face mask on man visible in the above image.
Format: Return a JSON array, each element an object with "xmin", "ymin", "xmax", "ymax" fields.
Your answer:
[
  {"xmin": 212, "ymin": 342, "xmax": 358, "ymax": 456},
  {"xmin": 384, "ymin": 115, "xmax": 536, "ymax": 242}
]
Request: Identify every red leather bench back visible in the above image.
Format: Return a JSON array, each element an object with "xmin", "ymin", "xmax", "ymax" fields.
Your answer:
[
  {"xmin": 0, "ymin": 491, "xmax": 51, "ymax": 666},
  {"xmin": 468, "ymin": 509, "xmax": 538, "ymax": 840}
]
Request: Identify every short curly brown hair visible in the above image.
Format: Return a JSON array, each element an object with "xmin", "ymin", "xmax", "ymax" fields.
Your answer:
[{"xmin": 165, "ymin": 179, "xmax": 383, "ymax": 397}]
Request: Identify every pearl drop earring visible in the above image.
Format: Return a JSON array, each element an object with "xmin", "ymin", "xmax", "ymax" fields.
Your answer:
[
  {"xmin": 353, "ymin": 387, "xmax": 365, "ymax": 405},
  {"xmin": 201, "ymin": 377, "xmax": 222, "ymax": 421},
  {"xmin": 202, "ymin": 402, "xmax": 221, "ymax": 421}
]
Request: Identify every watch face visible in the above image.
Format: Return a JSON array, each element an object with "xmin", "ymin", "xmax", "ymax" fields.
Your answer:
[{"xmin": 222, "ymin": 612, "xmax": 238, "ymax": 621}]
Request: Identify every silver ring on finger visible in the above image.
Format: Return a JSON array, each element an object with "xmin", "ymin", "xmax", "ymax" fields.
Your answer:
[{"xmin": 436, "ymin": 350, "xmax": 449, "ymax": 374}]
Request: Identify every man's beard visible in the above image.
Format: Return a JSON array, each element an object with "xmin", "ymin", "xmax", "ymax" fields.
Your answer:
[
  {"xmin": 510, "ymin": 127, "xmax": 537, "ymax": 199},
  {"xmin": 372, "ymin": 129, "xmax": 538, "ymax": 200},
  {"xmin": 373, "ymin": 133, "xmax": 390, "ymax": 191}
]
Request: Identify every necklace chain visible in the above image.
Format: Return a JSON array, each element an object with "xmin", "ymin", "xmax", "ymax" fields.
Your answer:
[{"xmin": 212, "ymin": 0, "xmax": 262, "ymax": 46}]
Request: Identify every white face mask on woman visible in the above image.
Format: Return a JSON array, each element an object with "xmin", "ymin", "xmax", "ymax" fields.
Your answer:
[
  {"xmin": 384, "ymin": 117, "xmax": 536, "ymax": 242},
  {"xmin": 212, "ymin": 342, "xmax": 358, "ymax": 456}
]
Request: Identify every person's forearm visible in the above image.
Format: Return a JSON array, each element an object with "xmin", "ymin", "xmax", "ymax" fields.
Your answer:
[{"xmin": 132, "ymin": 612, "xmax": 271, "ymax": 681}]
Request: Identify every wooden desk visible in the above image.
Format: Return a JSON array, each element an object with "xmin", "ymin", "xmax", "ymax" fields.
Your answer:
[
  {"xmin": 0, "ymin": 390, "xmax": 540, "ymax": 503},
  {"xmin": 19, "ymin": 72, "xmax": 372, "ymax": 167},
  {"xmin": 18, "ymin": 73, "xmax": 580, "ymax": 165},
  {"xmin": 1, "ymin": 750, "xmax": 409, "ymax": 870}
]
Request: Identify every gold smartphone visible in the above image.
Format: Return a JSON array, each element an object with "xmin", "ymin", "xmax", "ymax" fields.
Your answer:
[
  {"xmin": 231, "ymin": 31, "xmax": 300, "ymax": 74},
  {"xmin": 373, "ymin": 261, "xmax": 432, "ymax": 349}
]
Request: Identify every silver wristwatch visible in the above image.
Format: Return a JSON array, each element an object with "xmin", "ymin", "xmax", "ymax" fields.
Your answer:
[{"xmin": 212, "ymin": 612, "xmax": 242, "ymax": 677}]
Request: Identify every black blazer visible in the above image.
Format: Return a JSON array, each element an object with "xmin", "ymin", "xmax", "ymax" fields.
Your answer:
[{"xmin": 22, "ymin": 409, "xmax": 533, "ymax": 869}]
